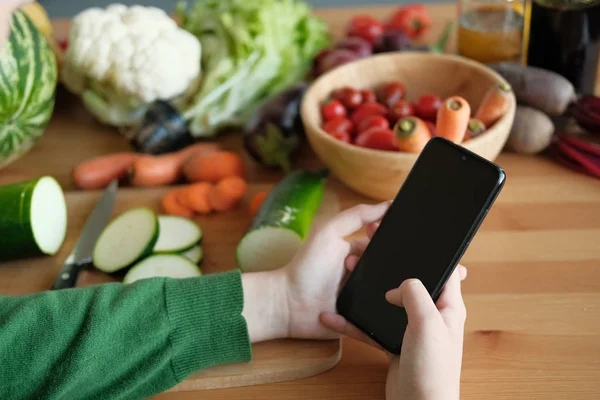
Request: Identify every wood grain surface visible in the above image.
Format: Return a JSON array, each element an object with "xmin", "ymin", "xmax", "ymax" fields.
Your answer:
[{"xmin": 0, "ymin": 4, "xmax": 599, "ymax": 399}]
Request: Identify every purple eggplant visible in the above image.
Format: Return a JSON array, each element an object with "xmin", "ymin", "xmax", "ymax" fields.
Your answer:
[{"xmin": 244, "ymin": 83, "xmax": 309, "ymax": 173}]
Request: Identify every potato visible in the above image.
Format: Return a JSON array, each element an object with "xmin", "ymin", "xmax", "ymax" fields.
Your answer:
[
  {"xmin": 489, "ymin": 63, "xmax": 576, "ymax": 116},
  {"xmin": 506, "ymin": 106, "xmax": 555, "ymax": 155}
]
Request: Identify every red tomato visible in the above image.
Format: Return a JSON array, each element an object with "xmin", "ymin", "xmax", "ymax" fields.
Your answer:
[
  {"xmin": 321, "ymin": 100, "xmax": 347, "ymax": 121},
  {"xmin": 357, "ymin": 115, "xmax": 390, "ymax": 133},
  {"xmin": 360, "ymin": 89, "xmax": 377, "ymax": 103},
  {"xmin": 350, "ymin": 102, "xmax": 388, "ymax": 126},
  {"xmin": 414, "ymin": 94, "xmax": 442, "ymax": 121},
  {"xmin": 425, "ymin": 121, "xmax": 437, "ymax": 136},
  {"xmin": 333, "ymin": 87, "xmax": 363, "ymax": 109},
  {"xmin": 323, "ymin": 117, "xmax": 354, "ymax": 136},
  {"xmin": 378, "ymin": 81, "xmax": 406, "ymax": 108},
  {"xmin": 330, "ymin": 129, "xmax": 351, "ymax": 143},
  {"xmin": 388, "ymin": 100, "xmax": 414, "ymax": 124},
  {"xmin": 355, "ymin": 127, "xmax": 398, "ymax": 151},
  {"xmin": 347, "ymin": 15, "xmax": 385, "ymax": 45},
  {"xmin": 386, "ymin": 5, "xmax": 432, "ymax": 39}
]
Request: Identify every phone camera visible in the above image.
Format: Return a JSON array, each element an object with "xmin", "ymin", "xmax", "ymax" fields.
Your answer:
[{"xmin": 461, "ymin": 155, "xmax": 467, "ymax": 162}]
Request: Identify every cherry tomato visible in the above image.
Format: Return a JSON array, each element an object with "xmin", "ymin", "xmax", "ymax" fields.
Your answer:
[
  {"xmin": 323, "ymin": 117, "xmax": 354, "ymax": 136},
  {"xmin": 329, "ymin": 129, "xmax": 351, "ymax": 143},
  {"xmin": 425, "ymin": 121, "xmax": 437, "ymax": 137},
  {"xmin": 360, "ymin": 89, "xmax": 377, "ymax": 103},
  {"xmin": 347, "ymin": 15, "xmax": 385, "ymax": 45},
  {"xmin": 333, "ymin": 87, "xmax": 363, "ymax": 109},
  {"xmin": 350, "ymin": 102, "xmax": 388, "ymax": 126},
  {"xmin": 321, "ymin": 99, "xmax": 347, "ymax": 121},
  {"xmin": 357, "ymin": 115, "xmax": 390, "ymax": 133},
  {"xmin": 355, "ymin": 127, "xmax": 398, "ymax": 151},
  {"xmin": 386, "ymin": 5, "xmax": 432, "ymax": 39},
  {"xmin": 414, "ymin": 94, "xmax": 442, "ymax": 121},
  {"xmin": 378, "ymin": 81, "xmax": 406, "ymax": 108},
  {"xmin": 388, "ymin": 100, "xmax": 414, "ymax": 124}
]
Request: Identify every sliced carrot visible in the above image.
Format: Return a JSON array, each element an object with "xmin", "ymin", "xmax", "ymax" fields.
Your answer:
[
  {"xmin": 179, "ymin": 182, "xmax": 213, "ymax": 214},
  {"xmin": 393, "ymin": 117, "xmax": 432, "ymax": 153},
  {"xmin": 436, "ymin": 96, "xmax": 471, "ymax": 144},
  {"xmin": 475, "ymin": 82, "xmax": 512, "ymax": 127},
  {"xmin": 183, "ymin": 151, "xmax": 246, "ymax": 183},
  {"xmin": 73, "ymin": 153, "xmax": 141, "ymax": 189},
  {"xmin": 249, "ymin": 191, "xmax": 268, "ymax": 217},
  {"xmin": 162, "ymin": 189, "xmax": 194, "ymax": 218},
  {"xmin": 208, "ymin": 177, "xmax": 248, "ymax": 212}
]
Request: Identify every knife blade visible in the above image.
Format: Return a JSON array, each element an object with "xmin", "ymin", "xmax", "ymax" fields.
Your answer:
[{"xmin": 51, "ymin": 180, "xmax": 118, "ymax": 290}]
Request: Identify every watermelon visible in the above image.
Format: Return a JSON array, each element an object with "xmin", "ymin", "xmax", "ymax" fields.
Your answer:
[{"xmin": 0, "ymin": 10, "xmax": 57, "ymax": 169}]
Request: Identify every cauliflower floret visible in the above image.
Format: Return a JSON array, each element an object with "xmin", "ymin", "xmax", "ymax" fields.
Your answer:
[{"xmin": 62, "ymin": 4, "xmax": 201, "ymax": 126}]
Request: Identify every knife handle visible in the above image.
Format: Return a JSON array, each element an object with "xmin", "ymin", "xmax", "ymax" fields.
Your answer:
[{"xmin": 51, "ymin": 261, "xmax": 89, "ymax": 290}]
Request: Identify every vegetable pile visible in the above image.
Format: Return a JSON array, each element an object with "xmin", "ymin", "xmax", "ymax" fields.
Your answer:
[{"xmin": 318, "ymin": 80, "xmax": 510, "ymax": 152}]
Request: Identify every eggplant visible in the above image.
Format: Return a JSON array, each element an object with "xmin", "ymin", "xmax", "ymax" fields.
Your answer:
[
  {"xmin": 244, "ymin": 83, "xmax": 309, "ymax": 173},
  {"xmin": 126, "ymin": 101, "xmax": 194, "ymax": 155}
]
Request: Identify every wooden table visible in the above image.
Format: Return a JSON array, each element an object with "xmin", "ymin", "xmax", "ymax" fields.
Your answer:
[{"xmin": 2, "ymin": 4, "xmax": 600, "ymax": 399}]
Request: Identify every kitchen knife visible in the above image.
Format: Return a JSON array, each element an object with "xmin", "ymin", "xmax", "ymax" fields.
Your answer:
[{"xmin": 51, "ymin": 180, "xmax": 118, "ymax": 290}]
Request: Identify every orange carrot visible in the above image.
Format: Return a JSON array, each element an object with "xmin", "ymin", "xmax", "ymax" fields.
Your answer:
[
  {"xmin": 131, "ymin": 143, "xmax": 219, "ymax": 187},
  {"xmin": 464, "ymin": 118, "xmax": 487, "ymax": 141},
  {"xmin": 249, "ymin": 191, "xmax": 268, "ymax": 217},
  {"xmin": 73, "ymin": 153, "xmax": 141, "ymax": 189},
  {"xmin": 183, "ymin": 151, "xmax": 246, "ymax": 183},
  {"xmin": 393, "ymin": 117, "xmax": 432, "ymax": 153},
  {"xmin": 208, "ymin": 177, "xmax": 248, "ymax": 212},
  {"xmin": 178, "ymin": 182, "xmax": 213, "ymax": 214},
  {"xmin": 162, "ymin": 189, "xmax": 194, "ymax": 218},
  {"xmin": 475, "ymin": 82, "xmax": 512, "ymax": 127},
  {"xmin": 436, "ymin": 96, "xmax": 471, "ymax": 144}
]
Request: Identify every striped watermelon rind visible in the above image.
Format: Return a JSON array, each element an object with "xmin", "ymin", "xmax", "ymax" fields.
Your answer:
[{"xmin": 0, "ymin": 11, "xmax": 57, "ymax": 169}]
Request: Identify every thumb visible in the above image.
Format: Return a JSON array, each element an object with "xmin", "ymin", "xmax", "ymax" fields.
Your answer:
[{"xmin": 386, "ymin": 279, "xmax": 442, "ymax": 327}]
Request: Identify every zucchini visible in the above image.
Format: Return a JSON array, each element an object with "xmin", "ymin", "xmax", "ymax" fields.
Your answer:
[
  {"xmin": 180, "ymin": 245, "xmax": 203, "ymax": 264},
  {"xmin": 153, "ymin": 215, "xmax": 202, "ymax": 253},
  {"xmin": 0, "ymin": 176, "xmax": 67, "ymax": 260},
  {"xmin": 93, "ymin": 207, "xmax": 159, "ymax": 273},
  {"xmin": 236, "ymin": 169, "xmax": 328, "ymax": 272},
  {"xmin": 123, "ymin": 254, "xmax": 202, "ymax": 284}
]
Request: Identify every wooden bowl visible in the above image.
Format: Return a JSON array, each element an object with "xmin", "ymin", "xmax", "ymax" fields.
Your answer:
[{"xmin": 301, "ymin": 52, "xmax": 516, "ymax": 201}]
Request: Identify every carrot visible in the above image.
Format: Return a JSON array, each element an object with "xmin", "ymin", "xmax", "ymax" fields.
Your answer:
[
  {"xmin": 183, "ymin": 151, "xmax": 246, "ymax": 183},
  {"xmin": 208, "ymin": 177, "xmax": 248, "ymax": 212},
  {"xmin": 436, "ymin": 96, "xmax": 471, "ymax": 144},
  {"xmin": 73, "ymin": 153, "xmax": 141, "ymax": 189},
  {"xmin": 464, "ymin": 119, "xmax": 486, "ymax": 141},
  {"xmin": 249, "ymin": 191, "xmax": 268, "ymax": 217},
  {"xmin": 162, "ymin": 189, "xmax": 194, "ymax": 218},
  {"xmin": 131, "ymin": 143, "xmax": 219, "ymax": 187},
  {"xmin": 393, "ymin": 117, "xmax": 432, "ymax": 153},
  {"xmin": 178, "ymin": 182, "xmax": 213, "ymax": 214},
  {"xmin": 475, "ymin": 83, "xmax": 512, "ymax": 127}
]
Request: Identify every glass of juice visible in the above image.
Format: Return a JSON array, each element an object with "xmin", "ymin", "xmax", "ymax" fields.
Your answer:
[
  {"xmin": 525, "ymin": 0, "xmax": 600, "ymax": 95},
  {"xmin": 457, "ymin": 0, "xmax": 526, "ymax": 63}
]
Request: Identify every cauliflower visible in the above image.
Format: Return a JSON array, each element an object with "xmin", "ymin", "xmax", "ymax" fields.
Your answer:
[{"xmin": 62, "ymin": 4, "xmax": 201, "ymax": 127}]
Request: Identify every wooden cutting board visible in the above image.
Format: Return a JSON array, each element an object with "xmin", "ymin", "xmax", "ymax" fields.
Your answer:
[{"xmin": 0, "ymin": 183, "xmax": 343, "ymax": 391}]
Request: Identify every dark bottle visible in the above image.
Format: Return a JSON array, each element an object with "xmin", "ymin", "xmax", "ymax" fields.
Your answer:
[{"xmin": 526, "ymin": 0, "xmax": 600, "ymax": 95}]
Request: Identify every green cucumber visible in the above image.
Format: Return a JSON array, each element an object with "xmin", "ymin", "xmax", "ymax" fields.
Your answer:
[
  {"xmin": 0, "ymin": 176, "xmax": 67, "ymax": 260},
  {"xmin": 180, "ymin": 245, "xmax": 203, "ymax": 264},
  {"xmin": 153, "ymin": 215, "xmax": 202, "ymax": 253},
  {"xmin": 93, "ymin": 207, "xmax": 159, "ymax": 273},
  {"xmin": 236, "ymin": 169, "xmax": 328, "ymax": 272},
  {"xmin": 123, "ymin": 254, "xmax": 202, "ymax": 284}
]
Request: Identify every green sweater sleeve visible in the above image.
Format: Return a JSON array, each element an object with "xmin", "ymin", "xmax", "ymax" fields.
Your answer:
[{"xmin": 0, "ymin": 270, "xmax": 252, "ymax": 400}]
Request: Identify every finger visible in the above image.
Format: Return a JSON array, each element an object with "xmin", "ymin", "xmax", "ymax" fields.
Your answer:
[
  {"xmin": 437, "ymin": 267, "xmax": 467, "ymax": 331},
  {"xmin": 348, "ymin": 237, "xmax": 370, "ymax": 257},
  {"xmin": 327, "ymin": 202, "xmax": 390, "ymax": 237},
  {"xmin": 345, "ymin": 254, "xmax": 360, "ymax": 272},
  {"xmin": 459, "ymin": 265, "xmax": 468, "ymax": 281},
  {"xmin": 366, "ymin": 222, "xmax": 380, "ymax": 239},
  {"xmin": 320, "ymin": 312, "xmax": 383, "ymax": 350},
  {"xmin": 386, "ymin": 279, "xmax": 442, "ymax": 327}
]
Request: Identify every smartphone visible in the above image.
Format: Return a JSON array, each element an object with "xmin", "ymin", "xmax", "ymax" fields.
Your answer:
[{"xmin": 336, "ymin": 137, "xmax": 505, "ymax": 354}]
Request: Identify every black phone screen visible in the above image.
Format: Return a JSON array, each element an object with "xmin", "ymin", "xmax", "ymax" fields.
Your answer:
[{"xmin": 337, "ymin": 137, "xmax": 504, "ymax": 353}]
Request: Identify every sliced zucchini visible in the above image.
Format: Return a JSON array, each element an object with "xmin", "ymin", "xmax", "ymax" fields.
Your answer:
[
  {"xmin": 180, "ymin": 245, "xmax": 203, "ymax": 264},
  {"xmin": 0, "ymin": 176, "xmax": 67, "ymax": 260},
  {"xmin": 123, "ymin": 254, "xmax": 202, "ymax": 284},
  {"xmin": 153, "ymin": 215, "xmax": 202, "ymax": 253},
  {"xmin": 93, "ymin": 207, "xmax": 158, "ymax": 273},
  {"xmin": 236, "ymin": 169, "xmax": 327, "ymax": 272}
]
